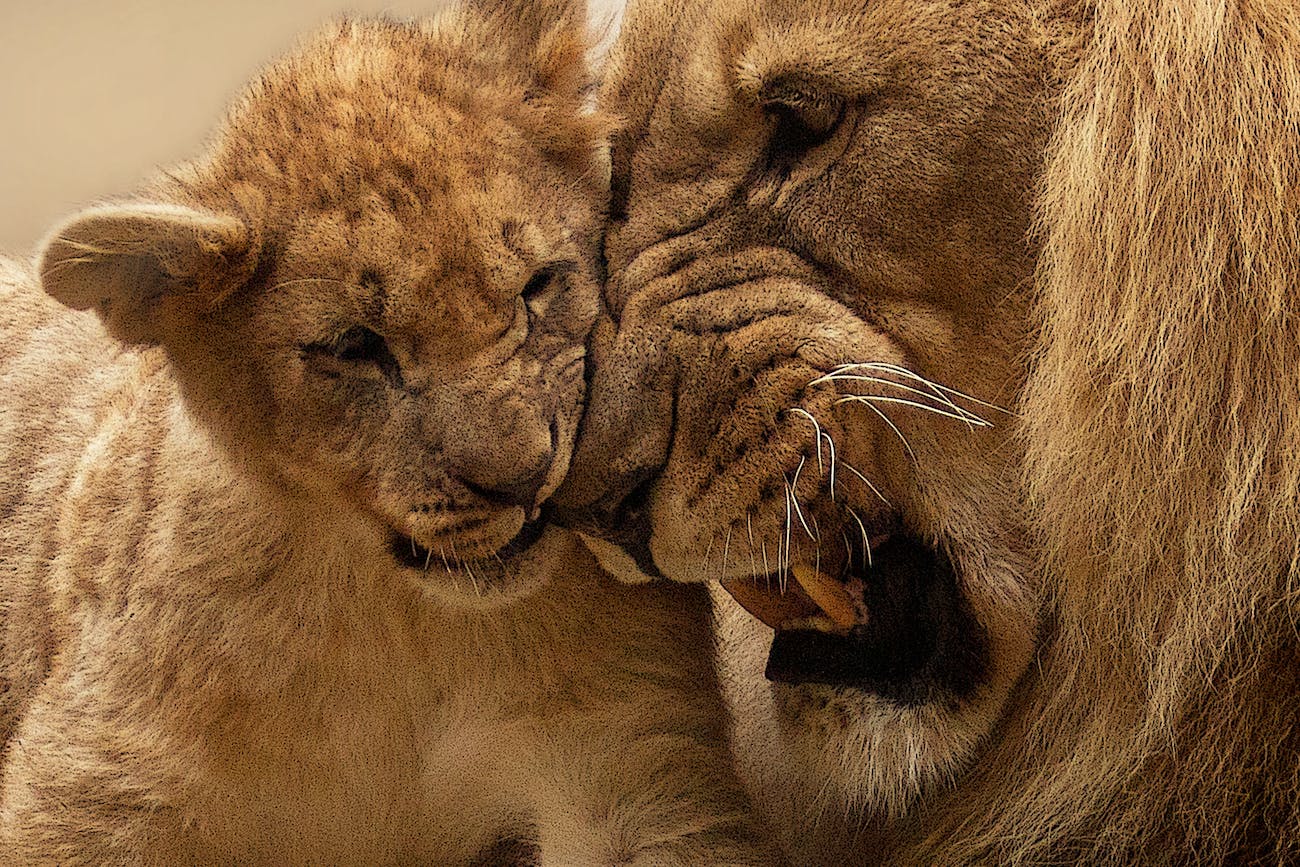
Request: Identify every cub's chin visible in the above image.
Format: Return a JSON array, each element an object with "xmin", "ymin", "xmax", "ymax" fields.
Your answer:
[{"xmin": 390, "ymin": 519, "xmax": 570, "ymax": 610}]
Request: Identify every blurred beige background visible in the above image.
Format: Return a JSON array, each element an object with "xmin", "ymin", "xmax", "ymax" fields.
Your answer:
[{"xmin": 0, "ymin": 0, "xmax": 625, "ymax": 256}]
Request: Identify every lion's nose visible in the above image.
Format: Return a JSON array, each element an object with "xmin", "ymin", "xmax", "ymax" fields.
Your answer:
[{"xmin": 453, "ymin": 451, "xmax": 551, "ymax": 510}]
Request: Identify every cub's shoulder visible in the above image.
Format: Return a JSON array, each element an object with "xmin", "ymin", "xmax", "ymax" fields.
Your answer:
[
  {"xmin": 0, "ymin": 255, "xmax": 44, "ymax": 325},
  {"xmin": 0, "ymin": 251, "xmax": 149, "ymax": 412},
  {"xmin": 0, "ymin": 254, "xmax": 30, "ymax": 290}
]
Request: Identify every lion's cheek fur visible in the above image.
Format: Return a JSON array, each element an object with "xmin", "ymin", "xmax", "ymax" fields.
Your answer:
[
  {"xmin": 593, "ymin": 0, "xmax": 1300, "ymax": 862},
  {"xmin": 564, "ymin": 0, "xmax": 1070, "ymax": 856}
]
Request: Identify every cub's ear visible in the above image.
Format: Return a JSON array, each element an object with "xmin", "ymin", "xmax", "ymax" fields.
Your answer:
[
  {"xmin": 469, "ymin": 0, "xmax": 590, "ymax": 99},
  {"xmin": 466, "ymin": 0, "xmax": 614, "ymax": 168},
  {"xmin": 38, "ymin": 201, "xmax": 258, "ymax": 345}
]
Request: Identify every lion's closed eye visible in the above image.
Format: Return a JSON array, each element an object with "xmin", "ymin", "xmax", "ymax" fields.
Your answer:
[{"xmin": 761, "ymin": 78, "xmax": 846, "ymax": 166}]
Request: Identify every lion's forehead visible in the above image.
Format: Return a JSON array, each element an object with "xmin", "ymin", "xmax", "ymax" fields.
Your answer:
[
  {"xmin": 182, "ymin": 53, "xmax": 591, "ymax": 353},
  {"xmin": 605, "ymin": 0, "xmax": 1051, "ymax": 242}
]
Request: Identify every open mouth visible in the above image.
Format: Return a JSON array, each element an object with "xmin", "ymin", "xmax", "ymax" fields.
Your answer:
[
  {"xmin": 722, "ymin": 530, "xmax": 989, "ymax": 705},
  {"xmin": 389, "ymin": 518, "xmax": 549, "ymax": 572}
]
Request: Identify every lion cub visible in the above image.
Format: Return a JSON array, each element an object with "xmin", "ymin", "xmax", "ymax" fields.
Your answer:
[{"xmin": 0, "ymin": 4, "xmax": 769, "ymax": 864}]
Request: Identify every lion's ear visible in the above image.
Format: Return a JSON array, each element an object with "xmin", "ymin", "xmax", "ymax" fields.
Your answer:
[{"xmin": 38, "ymin": 201, "xmax": 258, "ymax": 346}]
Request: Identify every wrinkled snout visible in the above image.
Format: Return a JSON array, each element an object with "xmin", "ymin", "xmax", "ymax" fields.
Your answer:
[{"xmin": 448, "ymin": 433, "xmax": 553, "ymax": 510}]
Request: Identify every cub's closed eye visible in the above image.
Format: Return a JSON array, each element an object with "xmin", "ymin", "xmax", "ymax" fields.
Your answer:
[
  {"xmin": 302, "ymin": 325, "xmax": 403, "ymax": 387},
  {"xmin": 332, "ymin": 325, "xmax": 388, "ymax": 363}
]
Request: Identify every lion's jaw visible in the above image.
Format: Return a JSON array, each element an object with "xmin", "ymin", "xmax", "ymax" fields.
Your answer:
[{"xmin": 556, "ymin": 0, "xmax": 1057, "ymax": 819}]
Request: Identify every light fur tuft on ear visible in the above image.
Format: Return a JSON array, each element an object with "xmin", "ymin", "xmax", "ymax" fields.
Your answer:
[
  {"xmin": 459, "ymin": 0, "xmax": 614, "ymax": 173},
  {"xmin": 467, "ymin": 0, "xmax": 590, "ymax": 97},
  {"xmin": 38, "ymin": 202, "xmax": 257, "ymax": 345}
]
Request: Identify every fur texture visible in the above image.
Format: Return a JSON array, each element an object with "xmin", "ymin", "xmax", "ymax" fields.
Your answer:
[
  {"xmin": 559, "ymin": 0, "xmax": 1300, "ymax": 862},
  {"xmin": 0, "ymin": 4, "xmax": 771, "ymax": 863}
]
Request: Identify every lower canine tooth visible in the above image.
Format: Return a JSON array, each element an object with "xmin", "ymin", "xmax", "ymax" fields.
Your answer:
[{"xmin": 790, "ymin": 564, "xmax": 859, "ymax": 630}]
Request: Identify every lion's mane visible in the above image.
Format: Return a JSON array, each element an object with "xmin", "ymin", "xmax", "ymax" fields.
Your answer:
[{"xmin": 921, "ymin": 1, "xmax": 1300, "ymax": 861}]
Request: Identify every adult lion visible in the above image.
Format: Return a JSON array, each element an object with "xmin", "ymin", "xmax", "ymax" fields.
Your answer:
[{"xmin": 556, "ymin": 0, "xmax": 1300, "ymax": 862}]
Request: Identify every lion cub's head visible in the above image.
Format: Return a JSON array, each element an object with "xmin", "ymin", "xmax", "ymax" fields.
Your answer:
[{"xmin": 37, "ymin": 1, "xmax": 607, "ymax": 606}]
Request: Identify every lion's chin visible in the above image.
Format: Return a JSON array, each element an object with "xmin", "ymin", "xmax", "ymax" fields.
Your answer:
[
  {"xmin": 580, "ymin": 505, "xmax": 994, "ymax": 703},
  {"xmin": 713, "ymin": 586, "xmax": 994, "ymax": 826}
]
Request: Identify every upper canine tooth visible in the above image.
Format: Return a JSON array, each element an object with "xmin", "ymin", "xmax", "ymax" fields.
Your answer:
[
  {"xmin": 719, "ymin": 576, "xmax": 821, "ymax": 630},
  {"xmin": 790, "ymin": 564, "xmax": 859, "ymax": 630}
]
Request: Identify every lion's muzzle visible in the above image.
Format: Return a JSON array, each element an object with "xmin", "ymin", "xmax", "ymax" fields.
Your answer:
[{"xmin": 758, "ymin": 533, "xmax": 989, "ymax": 705}]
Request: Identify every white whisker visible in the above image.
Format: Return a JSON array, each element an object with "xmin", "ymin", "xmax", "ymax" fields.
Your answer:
[
  {"xmin": 852, "ymin": 399, "xmax": 917, "ymax": 463},
  {"xmin": 789, "ymin": 408, "xmax": 825, "ymax": 475},
  {"xmin": 847, "ymin": 507, "xmax": 872, "ymax": 568},
  {"xmin": 746, "ymin": 513, "xmax": 757, "ymax": 580},
  {"xmin": 818, "ymin": 373, "xmax": 990, "ymax": 428},
  {"xmin": 790, "ymin": 456, "xmax": 816, "ymax": 540},
  {"xmin": 838, "ymin": 457, "xmax": 892, "ymax": 506},
  {"xmin": 815, "ymin": 361, "xmax": 1014, "ymax": 416},
  {"xmin": 867, "ymin": 360, "xmax": 1014, "ymax": 415},
  {"xmin": 722, "ymin": 525, "xmax": 733, "ymax": 582},
  {"xmin": 782, "ymin": 477, "xmax": 794, "ymax": 592},
  {"xmin": 824, "ymin": 431, "xmax": 838, "ymax": 501},
  {"xmin": 810, "ymin": 514, "xmax": 822, "ymax": 575},
  {"xmin": 760, "ymin": 539, "xmax": 772, "ymax": 589},
  {"xmin": 835, "ymin": 394, "xmax": 991, "ymax": 427},
  {"xmin": 449, "ymin": 540, "xmax": 481, "ymax": 597}
]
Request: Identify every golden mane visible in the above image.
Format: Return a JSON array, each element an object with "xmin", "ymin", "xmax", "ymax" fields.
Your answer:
[{"xmin": 925, "ymin": 1, "xmax": 1300, "ymax": 860}]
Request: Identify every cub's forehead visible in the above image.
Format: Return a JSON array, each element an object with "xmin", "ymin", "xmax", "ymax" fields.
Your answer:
[
  {"xmin": 154, "ymin": 17, "xmax": 592, "ymax": 313},
  {"xmin": 276, "ymin": 178, "xmax": 558, "ymax": 292},
  {"xmin": 195, "ymin": 18, "xmax": 553, "ymax": 217}
]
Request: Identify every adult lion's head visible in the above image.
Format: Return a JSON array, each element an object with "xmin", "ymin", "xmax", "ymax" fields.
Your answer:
[{"xmin": 557, "ymin": 0, "xmax": 1300, "ymax": 862}]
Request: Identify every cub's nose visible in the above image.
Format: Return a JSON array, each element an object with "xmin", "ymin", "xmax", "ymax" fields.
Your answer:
[{"xmin": 452, "ymin": 450, "xmax": 552, "ymax": 510}]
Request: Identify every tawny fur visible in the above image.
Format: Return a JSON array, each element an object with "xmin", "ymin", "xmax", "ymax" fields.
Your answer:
[
  {"xmin": 933, "ymin": 1, "xmax": 1300, "ymax": 861},
  {"xmin": 0, "ymin": 4, "xmax": 771, "ymax": 864},
  {"xmin": 564, "ymin": 0, "xmax": 1300, "ymax": 863},
  {"xmin": 560, "ymin": 0, "xmax": 1054, "ymax": 842}
]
